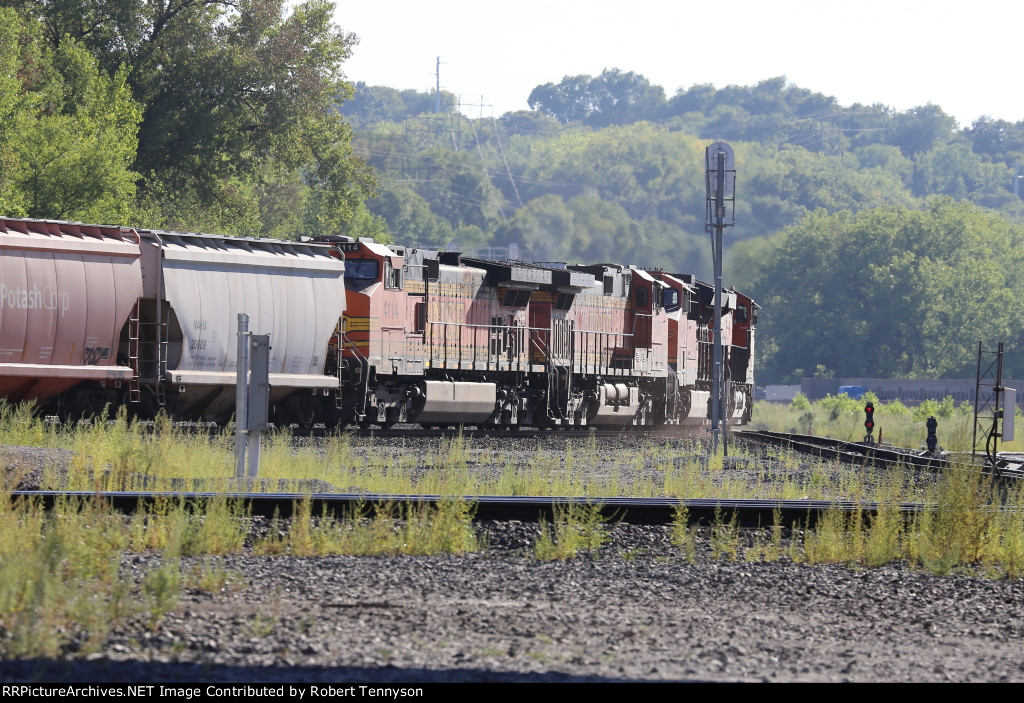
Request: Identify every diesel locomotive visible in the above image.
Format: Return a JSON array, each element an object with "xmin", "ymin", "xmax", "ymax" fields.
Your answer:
[{"xmin": 323, "ymin": 237, "xmax": 756, "ymax": 430}]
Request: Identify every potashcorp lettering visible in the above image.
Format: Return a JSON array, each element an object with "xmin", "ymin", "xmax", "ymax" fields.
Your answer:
[{"xmin": 0, "ymin": 282, "xmax": 71, "ymax": 317}]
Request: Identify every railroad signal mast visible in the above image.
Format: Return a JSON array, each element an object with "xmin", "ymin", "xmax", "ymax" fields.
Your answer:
[
  {"xmin": 973, "ymin": 341, "xmax": 1016, "ymax": 468},
  {"xmin": 864, "ymin": 402, "xmax": 875, "ymax": 444},
  {"xmin": 705, "ymin": 141, "xmax": 736, "ymax": 453}
]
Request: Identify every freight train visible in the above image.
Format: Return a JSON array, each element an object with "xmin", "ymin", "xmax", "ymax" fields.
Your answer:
[{"xmin": 0, "ymin": 217, "xmax": 756, "ymax": 429}]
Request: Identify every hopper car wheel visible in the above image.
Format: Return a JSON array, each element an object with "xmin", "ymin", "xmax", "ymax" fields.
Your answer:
[
  {"xmin": 319, "ymin": 401, "xmax": 341, "ymax": 430},
  {"xmin": 277, "ymin": 394, "xmax": 317, "ymax": 430}
]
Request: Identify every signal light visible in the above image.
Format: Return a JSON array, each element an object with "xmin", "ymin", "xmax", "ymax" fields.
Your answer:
[{"xmin": 864, "ymin": 402, "xmax": 875, "ymax": 431}]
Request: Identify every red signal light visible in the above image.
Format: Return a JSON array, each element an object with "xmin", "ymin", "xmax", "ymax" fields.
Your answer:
[{"xmin": 864, "ymin": 403, "xmax": 875, "ymax": 431}]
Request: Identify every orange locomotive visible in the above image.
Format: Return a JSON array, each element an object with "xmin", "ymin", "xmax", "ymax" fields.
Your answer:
[{"xmin": 325, "ymin": 236, "xmax": 756, "ymax": 429}]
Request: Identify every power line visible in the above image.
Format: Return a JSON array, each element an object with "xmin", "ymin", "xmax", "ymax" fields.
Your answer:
[{"xmin": 490, "ymin": 116, "xmax": 524, "ymax": 208}]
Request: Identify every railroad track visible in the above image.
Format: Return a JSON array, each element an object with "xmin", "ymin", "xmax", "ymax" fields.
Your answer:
[
  {"xmin": 9, "ymin": 489, "xmax": 952, "ymax": 528},
  {"xmin": 735, "ymin": 429, "xmax": 1024, "ymax": 480},
  {"xmin": 337, "ymin": 425, "xmax": 705, "ymax": 441},
  {"xmin": 734, "ymin": 429, "xmax": 950, "ymax": 468},
  {"xmin": 53, "ymin": 418, "xmax": 716, "ymax": 442}
]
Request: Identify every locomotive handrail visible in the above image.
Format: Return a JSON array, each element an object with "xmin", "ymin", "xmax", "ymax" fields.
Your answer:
[
  {"xmin": 423, "ymin": 317, "xmax": 657, "ymax": 343},
  {"xmin": 427, "ymin": 320, "xmax": 549, "ymax": 332},
  {"xmin": 528, "ymin": 328, "xmax": 573, "ymax": 420},
  {"xmin": 340, "ymin": 330, "xmax": 369, "ymax": 369},
  {"xmin": 339, "ymin": 329, "xmax": 371, "ymax": 420}
]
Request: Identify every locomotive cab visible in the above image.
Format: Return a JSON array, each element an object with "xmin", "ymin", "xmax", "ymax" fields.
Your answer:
[{"xmin": 650, "ymin": 272, "xmax": 697, "ymax": 385}]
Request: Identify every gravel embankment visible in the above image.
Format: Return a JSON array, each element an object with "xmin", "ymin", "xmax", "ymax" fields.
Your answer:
[{"xmin": 2, "ymin": 437, "xmax": 1022, "ymax": 683}]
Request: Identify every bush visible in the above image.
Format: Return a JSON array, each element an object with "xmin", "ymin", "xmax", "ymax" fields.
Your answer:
[
  {"xmin": 789, "ymin": 392, "xmax": 811, "ymax": 411},
  {"xmin": 878, "ymin": 399, "xmax": 911, "ymax": 416},
  {"xmin": 818, "ymin": 393, "xmax": 862, "ymax": 420},
  {"xmin": 913, "ymin": 396, "xmax": 957, "ymax": 421}
]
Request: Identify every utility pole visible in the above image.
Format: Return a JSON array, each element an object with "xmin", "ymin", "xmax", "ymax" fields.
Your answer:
[
  {"xmin": 704, "ymin": 142, "xmax": 736, "ymax": 454},
  {"xmin": 435, "ymin": 56, "xmax": 443, "ymax": 113}
]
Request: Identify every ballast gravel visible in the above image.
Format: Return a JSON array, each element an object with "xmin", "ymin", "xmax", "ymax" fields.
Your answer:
[
  {"xmin": 2, "ymin": 438, "xmax": 1023, "ymax": 683},
  {"xmin": 3, "ymin": 523, "xmax": 1024, "ymax": 683}
]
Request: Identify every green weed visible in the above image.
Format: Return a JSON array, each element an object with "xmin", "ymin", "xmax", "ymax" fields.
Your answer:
[{"xmin": 534, "ymin": 502, "xmax": 609, "ymax": 561}]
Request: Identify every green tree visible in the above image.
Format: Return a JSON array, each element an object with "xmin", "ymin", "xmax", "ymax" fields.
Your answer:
[
  {"xmin": 967, "ymin": 116, "xmax": 1024, "ymax": 166},
  {"xmin": 0, "ymin": 8, "xmax": 140, "ymax": 221},
  {"xmin": 912, "ymin": 141, "xmax": 1011, "ymax": 204},
  {"xmin": 366, "ymin": 181, "xmax": 453, "ymax": 248},
  {"xmin": 528, "ymin": 69, "xmax": 665, "ymax": 126},
  {"xmin": 528, "ymin": 73, "xmax": 595, "ymax": 123},
  {"xmin": 888, "ymin": 103, "xmax": 957, "ymax": 157},
  {"xmin": 10, "ymin": 0, "xmax": 375, "ymax": 237},
  {"xmin": 755, "ymin": 200, "xmax": 1024, "ymax": 383},
  {"xmin": 339, "ymin": 83, "xmax": 457, "ymax": 126}
]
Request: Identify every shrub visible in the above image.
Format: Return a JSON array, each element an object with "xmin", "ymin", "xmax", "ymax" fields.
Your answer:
[
  {"xmin": 789, "ymin": 392, "xmax": 811, "ymax": 411},
  {"xmin": 878, "ymin": 399, "xmax": 911, "ymax": 416},
  {"xmin": 818, "ymin": 393, "xmax": 862, "ymax": 420}
]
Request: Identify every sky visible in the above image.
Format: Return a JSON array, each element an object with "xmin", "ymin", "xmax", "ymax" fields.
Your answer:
[{"xmin": 333, "ymin": 0, "xmax": 1022, "ymax": 127}]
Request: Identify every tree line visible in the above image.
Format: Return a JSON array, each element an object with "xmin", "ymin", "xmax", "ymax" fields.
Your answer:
[{"xmin": 344, "ymin": 75, "xmax": 1024, "ymax": 382}]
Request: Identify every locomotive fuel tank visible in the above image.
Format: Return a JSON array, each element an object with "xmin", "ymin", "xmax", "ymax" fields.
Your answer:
[
  {"xmin": 411, "ymin": 380, "xmax": 498, "ymax": 424},
  {"xmin": 0, "ymin": 217, "xmax": 142, "ymax": 413}
]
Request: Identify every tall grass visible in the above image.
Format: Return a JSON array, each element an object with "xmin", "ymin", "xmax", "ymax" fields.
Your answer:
[
  {"xmin": 752, "ymin": 395, "xmax": 1007, "ymax": 453},
  {"xmin": 669, "ymin": 465, "xmax": 1024, "ymax": 577},
  {"xmin": 534, "ymin": 502, "xmax": 609, "ymax": 561},
  {"xmin": 0, "ymin": 490, "xmax": 481, "ymax": 659},
  {"xmin": 0, "ymin": 495, "xmax": 131, "ymax": 657},
  {"xmin": 254, "ymin": 498, "xmax": 479, "ymax": 557}
]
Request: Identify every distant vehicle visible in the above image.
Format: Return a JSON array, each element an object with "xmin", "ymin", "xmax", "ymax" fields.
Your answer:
[
  {"xmin": 838, "ymin": 385, "xmax": 868, "ymax": 400},
  {"xmin": 754, "ymin": 386, "xmax": 766, "ymax": 400}
]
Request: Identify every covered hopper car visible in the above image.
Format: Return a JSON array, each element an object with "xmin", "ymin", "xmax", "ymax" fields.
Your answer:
[{"xmin": 0, "ymin": 217, "xmax": 756, "ymax": 430}]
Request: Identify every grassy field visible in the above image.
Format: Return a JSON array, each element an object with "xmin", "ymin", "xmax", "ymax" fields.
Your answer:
[
  {"xmin": 751, "ymin": 392, "xmax": 1023, "ymax": 453},
  {"xmin": 2, "ymin": 396, "xmax": 1024, "ymax": 658}
]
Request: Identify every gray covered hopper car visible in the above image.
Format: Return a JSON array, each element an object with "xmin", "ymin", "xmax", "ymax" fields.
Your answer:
[{"xmin": 132, "ymin": 229, "xmax": 346, "ymax": 424}]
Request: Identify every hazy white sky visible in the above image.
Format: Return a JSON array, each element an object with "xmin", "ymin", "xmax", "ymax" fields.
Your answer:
[{"xmin": 334, "ymin": 0, "xmax": 1021, "ymax": 127}]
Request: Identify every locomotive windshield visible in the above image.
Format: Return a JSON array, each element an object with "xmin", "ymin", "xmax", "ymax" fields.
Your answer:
[
  {"xmin": 662, "ymin": 288, "xmax": 680, "ymax": 312},
  {"xmin": 345, "ymin": 259, "xmax": 380, "ymax": 281}
]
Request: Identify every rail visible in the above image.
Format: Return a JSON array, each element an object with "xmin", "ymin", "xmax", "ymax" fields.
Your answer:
[
  {"xmin": 735, "ymin": 430, "xmax": 1024, "ymax": 480},
  {"xmin": 7, "ymin": 490, "xmax": 972, "ymax": 528}
]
